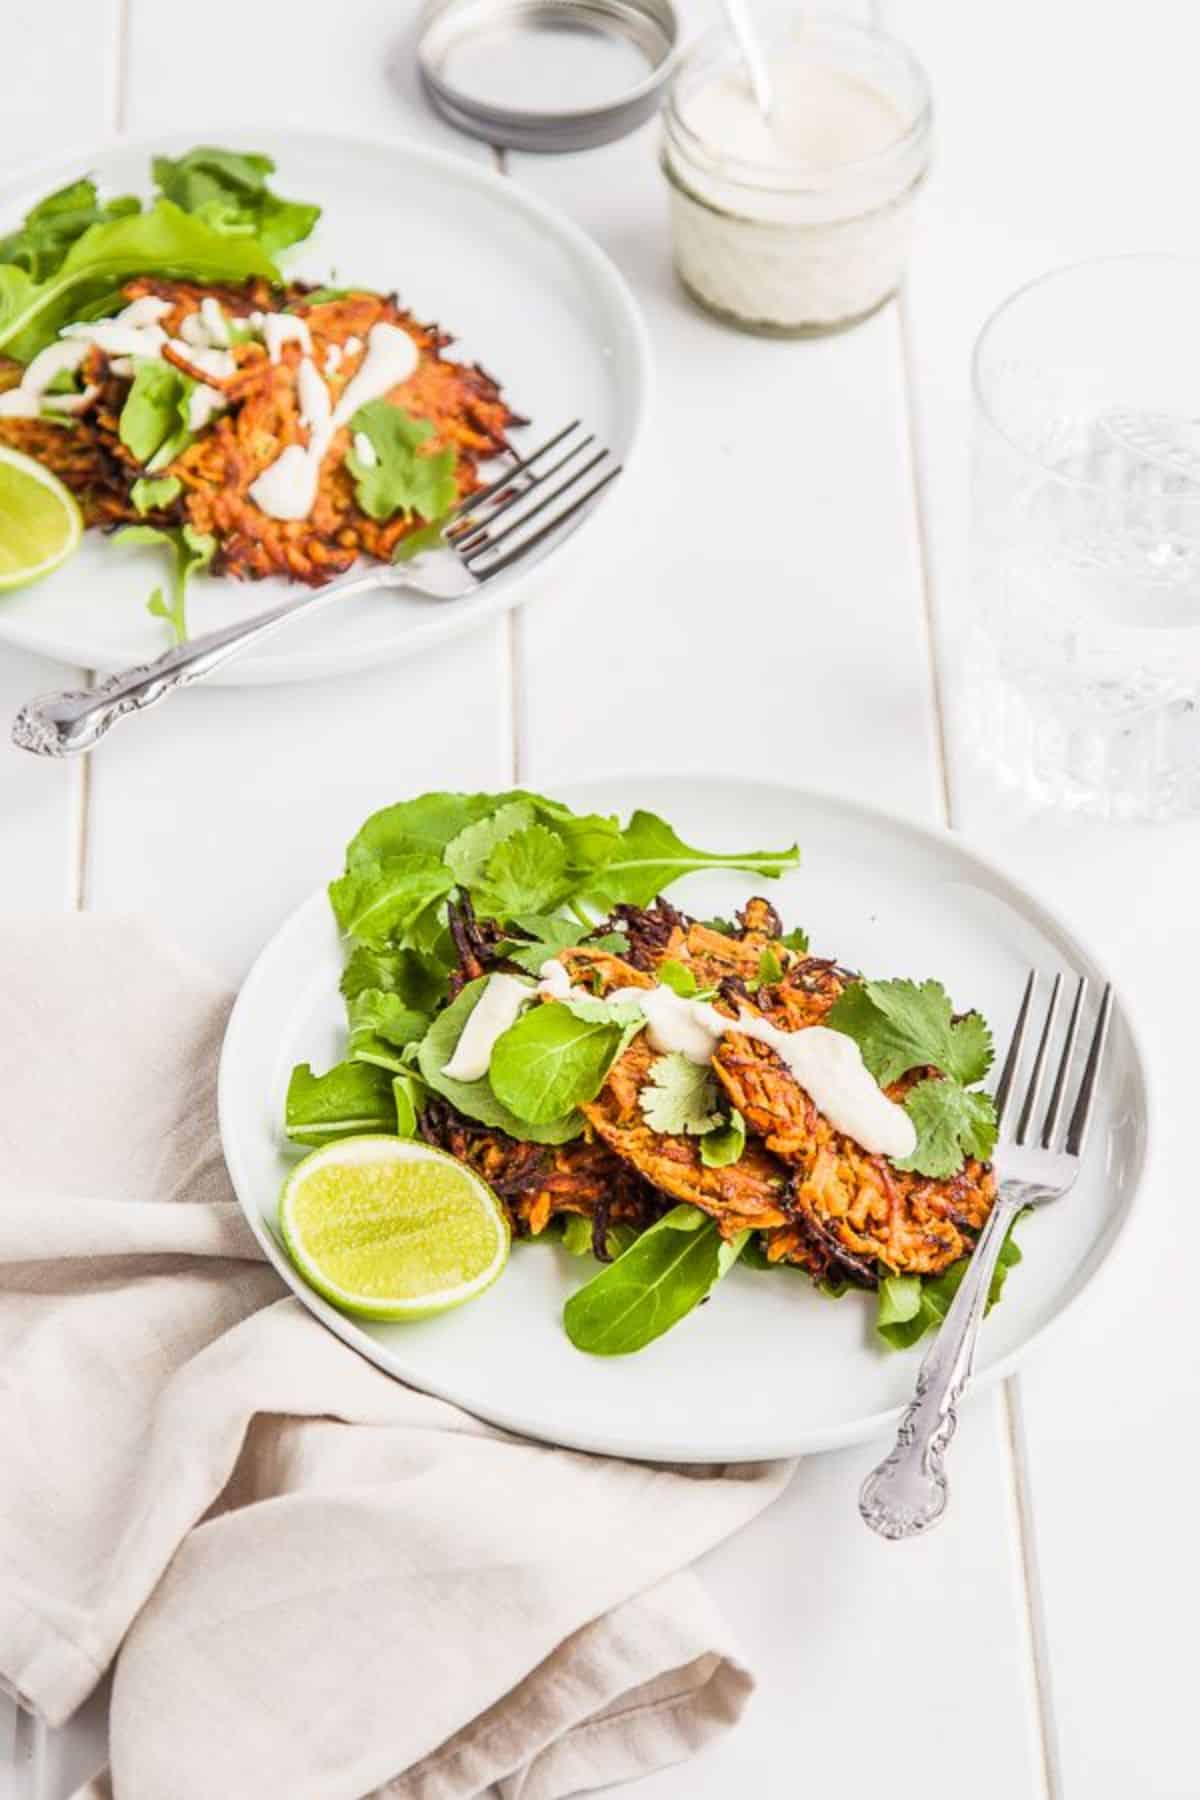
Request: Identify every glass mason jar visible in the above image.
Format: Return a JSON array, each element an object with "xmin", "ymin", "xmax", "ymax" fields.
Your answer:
[
  {"xmin": 967, "ymin": 256, "xmax": 1200, "ymax": 821},
  {"xmin": 660, "ymin": 15, "xmax": 933, "ymax": 337}
]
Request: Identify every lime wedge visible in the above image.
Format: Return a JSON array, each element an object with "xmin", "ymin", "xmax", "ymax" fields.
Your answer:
[
  {"xmin": 279, "ymin": 1136, "xmax": 510, "ymax": 1321},
  {"xmin": 0, "ymin": 446, "xmax": 83, "ymax": 591}
]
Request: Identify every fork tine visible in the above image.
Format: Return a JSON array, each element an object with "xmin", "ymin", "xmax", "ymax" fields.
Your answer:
[
  {"xmin": 1016, "ymin": 972, "xmax": 1062, "ymax": 1143},
  {"xmin": 448, "ymin": 434, "xmax": 598, "ymax": 551},
  {"xmin": 1041, "ymin": 975, "xmax": 1087, "ymax": 1147},
  {"xmin": 469, "ymin": 465, "xmax": 622, "ymax": 582},
  {"xmin": 442, "ymin": 422, "xmax": 583, "ymax": 527},
  {"xmin": 461, "ymin": 450, "xmax": 612, "ymax": 564},
  {"xmin": 993, "ymin": 970, "xmax": 1036, "ymax": 1132},
  {"xmin": 1065, "ymin": 983, "xmax": 1113, "ymax": 1156}
]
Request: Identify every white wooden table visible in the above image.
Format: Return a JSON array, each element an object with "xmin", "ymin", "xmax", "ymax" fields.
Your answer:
[{"xmin": 4, "ymin": 1, "xmax": 1197, "ymax": 1794}]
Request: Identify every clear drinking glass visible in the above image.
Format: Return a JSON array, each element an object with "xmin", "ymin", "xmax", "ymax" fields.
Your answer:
[{"xmin": 967, "ymin": 255, "xmax": 1200, "ymax": 820}]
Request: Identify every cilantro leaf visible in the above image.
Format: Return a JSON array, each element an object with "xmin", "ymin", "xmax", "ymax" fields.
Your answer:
[
  {"xmin": 639, "ymin": 1052, "xmax": 723, "ymax": 1136},
  {"xmin": 780, "ymin": 926, "xmax": 810, "ymax": 952},
  {"xmin": 346, "ymin": 401, "xmax": 457, "ymax": 523},
  {"xmin": 489, "ymin": 1001, "xmax": 628, "ymax": 1124},
  {"xmin": 444, "ymin": 802, "xmax": 534, "ymax": 886},
  {"xmin": 475, "ymin": 823, "xmax": 572, "ymax": 919},
  {"xmin": 700, "ymin": 1109, "xmax": 746, "ymax": 1168},
  {"xmin": 825, "ymin": 978, "xmax": 993, "ymax": 1087},
  {"xmin": 894, "ymin": 1078, "xmax": 998, "ymax": 1179},
  {"xmin": 499, "ymin": 915, "xmax": 626, "ymax": 976},
  {"xmin": 347, "ymin": 989, "xmax": 429, "ymax": 1073},
  {"xmin": 581, "ymin": 810, "xmax": 800, "ymax": 909},
  {"xmin": 753, "ymin": 946, "xmax": 784, "ymax": 989},
  {"xmin": 876, "ymin": 1220, "xmax": 1022, "ymax": 1349},
  {"xmin": 658, "ymin": 959, "xmax": 698, "ymax": 998},
  {"xmin": 340, "ymin": 944, "xmax": 446, "ymax": 1011},
  {"xmin": 284, "ymin": 1060, "xmax": 396, "ymax": 1146}
]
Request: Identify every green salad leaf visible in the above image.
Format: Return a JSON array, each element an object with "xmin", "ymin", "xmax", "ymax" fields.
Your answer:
[
  {"xmin": 0, "ymin": 178, "xmax": 140, "ymax": 282},
  {"xmin": 639, "ymin": 1053, "xmax": 723, "ymax": 1136},
  {"xmin": 114, "ymin": 520, "xmax": 215, "ymax": 646},
  {"xmin": 340, "ymin": 943, "xmax": 447, "ymax": 1012},
  {"xmin": 130, "ymin": 474, "xmax": 182, "ymax": 515},
  {"xmin": 118, "ymin": 358, "xmax": 192, "ymax": 466},
  {"xmin": 563, "ymin": 1206, "xmax": 748, "ymax": 1356},
  {"xmin": 498, "ymin": 914, "xmax": 626, "ymax": 976},
  {"xmin": 417, "ymin": 978, "xmax": 580, "ymax": 1145},
  {"xmin": 825, "ymin": 978, "xmax": 993, "ymax": 1088},
  {"xmin": 700, "ymin": 1108, "xmax": 746, "ymax": 1168},
  {"xmin": 0, "ymin": 200, "xmax": 279, "ymax": 362},
  {"xmin": 152, "ymin": 146, "xmax": 320, "ymax": 257},
  {"xmin": 894, "ymin": 1078, "xmax": 998, "ymax": 1180},
  {"xmin": 489, "ymin": 1001, "xmax": 631, "ymax": 1125},
  {"xmin": 580, "ymin": 810, "xmax": 800, "ymax": 910},
  {"xmin": 346, "ymin": 401, "xmax": 457, "ymax": 523},
  {"xmin": 876, "ymin": 1222, "xmax": 1022, "ymax": 1349},
  {"xmin": 347, "ymin": 989, "xmax": 429, "ymax": 1073},
  {"xmin": 285, "ymin": 1061, "xmax": 396, "ymax": 1146},
  {"xmin": 657, "ymin": 959, "xmax": 699, "ymax": 998},
  {"xmin": 780, "ymin": 926, "xmax": 810, "ymax": 953},
  {"xmin": 392, "ymin": 1071, "xmax": 425, "ymax": 1138},
  {"xmin": 328, "ymin": 851, "xmax": 456, "ymax": 946}
]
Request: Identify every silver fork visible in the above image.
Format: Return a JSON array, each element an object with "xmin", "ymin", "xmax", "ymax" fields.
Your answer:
[
  {"xmin": 859, "ymin": 970, "xmax": 1114, "ymax": 1540},
  {"xmin": 11, "ymin": 422, "xmax": 619, "ymax": 757}
]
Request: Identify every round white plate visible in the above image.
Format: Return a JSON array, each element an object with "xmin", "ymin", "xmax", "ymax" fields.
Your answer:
[
  {"xmin": 0, "ymin": 130, "xmax": 649, "ymax": 684},
  {"xmin": 218, "ymin": 775, "xmax": 1151, "ymax": 1461}
]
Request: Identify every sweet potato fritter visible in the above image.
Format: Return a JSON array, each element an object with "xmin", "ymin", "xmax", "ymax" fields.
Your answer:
[
  {"xmin": 565, "ymin": 898, "xmax": 997, "ymax": 1281},
  {"xmin": 0, "ymin": 277, "xmax": 519, "ymax": 588},
  {"xmin": 418, "ymin": 1099, "xmax": 661, "ymax": 1253}
]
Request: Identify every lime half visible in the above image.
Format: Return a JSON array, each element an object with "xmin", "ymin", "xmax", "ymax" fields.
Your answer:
[
  {"xmin": 279, "ymin": 1136, "xmax": 510, "ymax": 1322},
  {"xmin": 0, "ymin": 446, "xmax": 82, "ymax": 591}
]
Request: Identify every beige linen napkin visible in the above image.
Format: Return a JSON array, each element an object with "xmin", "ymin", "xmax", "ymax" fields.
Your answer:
[{"xmin": 0, "ymin": 916, "xmax": 790, "ymax": 1800}]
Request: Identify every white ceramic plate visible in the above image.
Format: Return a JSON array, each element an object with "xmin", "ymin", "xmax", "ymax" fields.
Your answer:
[
  {"xmin": 0, "ymin": 130, "xmax": 649, "ymax": 684},
  {"xmin": 218, "ymin": 775, "xmax": 1151, "ymax": 1461}
]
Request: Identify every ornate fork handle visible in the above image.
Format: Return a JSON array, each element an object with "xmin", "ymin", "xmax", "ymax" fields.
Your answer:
[
  {"xmin": 859, "ymin": 1184, "xmax": 1033, "ymax": 1540},
  {"xmin": 11, "ymin": 567, "xmax": 385, "ymax": 757}
]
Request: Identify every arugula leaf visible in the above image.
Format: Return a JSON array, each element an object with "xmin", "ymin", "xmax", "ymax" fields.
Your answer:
[
  {"xmin": 346, "ymin": 401, "xmax": 457, "ymax": 523},
  {"xmin": 114, "ymin": 521, "xmax": 215, "ymax": 645},
  {"xmin": 152, "ymin": 146, "xmax": 320, "ymax": 257},
  {"xmin": 581, "ymin": 810, "xmax": 800, "ymax": 909},
  {"xmin": 0, "ymin": 178, "xmax": 140, "ymax": 282},
  {"xmin": 130, "ymin": 474, "xmax": 182, "ymax": 514},
  {"xmin": 340, "ymin": 943, "xmax": 446, "ymax": 1011},
  {"xmin": 392, "ymin": 1070, "xmax": 427, "ymax": 1138},
  {"xmin": 328, "ymin": 852, "xmax": 455, "ymax": 946},
  {"xmin": 0, "ymin": 200, "xmax": 279, "ymax": 362},
  {"xmin": 284, "ymin": 1060, "xmax": 396, "ymax": 1146},
  {"xmin": 498, "ymin": 915, "xmax": 625, "ymax": 976},
  {"xmin": 563, "ymin": 1205, "xmax": 748, "ymax": 1355},
  {"xmin": 347, "ymin": 989, "xmax": 429, "ymax": 1072},
  {"xmin": 489, "ymin": 1001, "xmax": 627, "ymax": 1125},
  {"xmin": 639, "ymin": 1052, "xmax": 723, "ymax": 1136},
  {"xmin": 119, "ymin": 358, "xmax": 191, "ymax": 465},
  {"xmin": 559, "ymin": 1212, "xmax": 638, "ymax": 1261},
  {"xmin": 825, "ymin": 978, "xmax": 993, "ymax": 1087},
  {"xmin": 700, "ymin": 1109, "xmax": 747, "ymax": 1168},
  {"xmin": 876, "ymin": 1222, "xmax": 1022, "ymax": 1349},
  {"xmin": 417, "ymin": 978, "xmax": 580, "ymax": 1144},
  {"xmin": 894, "ymin": 1078, "xmax": 998, "ymax": 1179}
]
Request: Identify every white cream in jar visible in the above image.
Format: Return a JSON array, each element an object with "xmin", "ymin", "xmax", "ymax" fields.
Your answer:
[{"xmin": 661, "ymin": 19, "xmax": 933, "ymax": 336}]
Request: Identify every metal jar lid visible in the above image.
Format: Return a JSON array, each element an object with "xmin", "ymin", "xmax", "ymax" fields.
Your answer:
[{"xmin": 417, "ymin": 0, "xmax": 680, "ymax": 153}]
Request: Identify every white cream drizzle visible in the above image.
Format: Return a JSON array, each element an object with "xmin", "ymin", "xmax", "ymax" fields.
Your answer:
[
  {"xmin": 257, "ymin": 312, "xmax": 311, "ymax": 364},
  {"xmin": 452, "ymin": 960, "xmax": 917, "ymax": 1162},
  {"xmin": 352, "ymin": 429, "xmax": 377, "ymax": 467},
  {"xmin": 247, "ymin": 321, "xmax": 420, "ymax": 523},
  {"xmin": 323, "ymin": 342, "xmax": 343, "ymax": 375},
  {"xmin": 443, "ymin": 973, "xmax": 533, "ymax": 1081}
]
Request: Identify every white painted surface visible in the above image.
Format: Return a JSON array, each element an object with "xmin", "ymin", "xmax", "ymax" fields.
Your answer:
[{"xmin": 2, "ymin": 0, "xmax": 1196, "ymax": 1795}]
